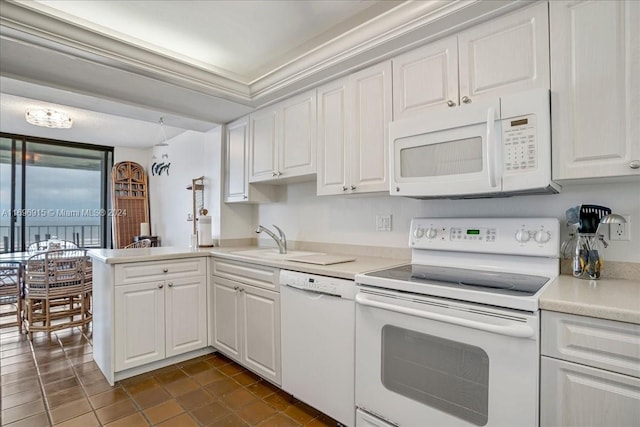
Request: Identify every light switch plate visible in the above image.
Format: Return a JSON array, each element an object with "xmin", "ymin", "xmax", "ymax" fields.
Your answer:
[{"xmin": 376, "ymin": 215, "xmax": 392, "ymax": 232}]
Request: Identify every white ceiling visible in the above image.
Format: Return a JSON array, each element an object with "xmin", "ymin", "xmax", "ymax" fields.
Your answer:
[
  {"xmin": 23, "ymin": 0, "xmax": 389, "ymax": 83},
  {"xmin": 0, "ymin": 0, "xmax": 523, "ymax": 148}
]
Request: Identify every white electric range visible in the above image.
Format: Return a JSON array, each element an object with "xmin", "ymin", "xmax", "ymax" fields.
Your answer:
[{"xmin": 354, "ymin": 217, "xmax": 559, "ymax": 427}]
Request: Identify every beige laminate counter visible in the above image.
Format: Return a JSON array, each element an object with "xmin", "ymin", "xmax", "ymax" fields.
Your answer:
[
  {"xmin": 89, "ymin": 246, "xmax": 409, "ymax": 280},
  {"xmin": 88, "ymin": 246, "xmax": 211, "ymax": 264},
  {"xmin": 540, "ymin": 275, "xmax": 640, "ymax": 325},
  {"xmin": 208, "ymin": 246, "xmax": 409, "ymax": 280}
]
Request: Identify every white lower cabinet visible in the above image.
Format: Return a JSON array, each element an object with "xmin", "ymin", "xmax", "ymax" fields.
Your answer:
[
  {"xmin": 115, "ymin": 275, "xmax": 207, "ymax": 372},
  {"xmin": 92, "ymin": 256, "xmax": 209, "ymax": 385},
  {"xmin": 540, "ymin": 311, "xmax": 640, "ymax": 427},
  {"xmin": 210, "ymin": 259, "xmax": 281, "ymax": 385}
]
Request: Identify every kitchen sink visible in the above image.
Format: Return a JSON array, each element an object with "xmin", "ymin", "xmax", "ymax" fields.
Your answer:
[{"xmin": 231, "ymin": 248, "xmax": 321, "ymax": 260}]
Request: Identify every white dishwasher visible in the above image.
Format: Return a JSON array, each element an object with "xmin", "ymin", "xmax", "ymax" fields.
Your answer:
[{"xmin": 280, "ymin": 270, "xmax": 356, "ymax": 427}]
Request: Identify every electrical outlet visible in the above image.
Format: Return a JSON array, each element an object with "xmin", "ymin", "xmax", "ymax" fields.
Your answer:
[
  {"xmin": 376, "ymin": 215, "xmax": 392, "ymax": 232},
  {"xmin": 609, "ymin": 215, "xmax": 630, "ymax": 241}
]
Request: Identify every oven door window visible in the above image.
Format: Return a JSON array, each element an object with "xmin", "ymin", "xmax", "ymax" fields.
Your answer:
[{"xmin": 381, "ymin": 325, "xmax": 489, "ymax": 426}]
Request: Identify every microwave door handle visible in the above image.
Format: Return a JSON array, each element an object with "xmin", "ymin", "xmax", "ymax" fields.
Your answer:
[
  {"xmin": 486, "ymin": 107, "xmax": 499, "ymax": 188},
  {"xmin": 355, "ymin": 293, "xmax": 535, "ymax": 338}
]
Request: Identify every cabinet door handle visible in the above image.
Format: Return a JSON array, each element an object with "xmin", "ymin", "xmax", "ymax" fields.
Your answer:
[
  {"xmin": 168, "ymin": 282, "xmax": 173, "ymax": 287},
  {"xmin": 233, "ymin": 286, "xmax": 239, "ymax": 291},
  {"xmin": 447, "ymin": 100, "xmax": 456, "ymax": 107},
  {"xmin": 461, "ymin": 96, "xmax": 471, "ymax": 104},
  {"xmin": 239, "ymin": 288, "xmax": 245, "ymax": 293},
  {"xmin": 158, "ymin": 284, "xmax": 163, "ymax": 289},
  {"xmin": 350, "ymin": 185, "xmax": 356, "ymax": 191},
  {"xmin": 630, "ymin": 160, "xmax": 640, "ymax": 169},
  {"xmin": 243, "ymin": 195, "xmax": 248, "ymax": 199},
  {"xmin": 272, "ymin": 171, "xmax": 277, "ymax": 177},
  {"xmin": 342, "ymin": 186, "xmax": 348, "ymax": 191},
  {"xmin": 163, "ymin": 268, "xmax": 168, "ymax": 273},
  {"xmin": 277, "ymin": 171, "xmax": 282, "ymax": 177}
]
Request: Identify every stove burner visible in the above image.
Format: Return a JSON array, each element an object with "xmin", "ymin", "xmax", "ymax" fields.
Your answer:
[
  {"xmin": 367, "ymin": 264, "xmax": 549, "ymax": 297},
  {"xmin": 458, "ymin": 281, "xmax": 516, "ymax": 290}
]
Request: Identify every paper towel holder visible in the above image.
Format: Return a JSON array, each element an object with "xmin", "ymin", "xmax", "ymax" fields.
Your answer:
[{"xmin": 187, "ymin": 176, "xmax": 214, "ymax": 247}]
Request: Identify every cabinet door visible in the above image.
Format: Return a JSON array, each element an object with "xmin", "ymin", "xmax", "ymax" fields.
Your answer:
[
  {"xmin": 225, "ymin": 117, "xmax": 250, "ymax": 202},
  {"xmin": 458, "ymin": 2, "xmax": 549, "ymax": 103},
  {"xmin": 114, "ymin": 281, "xmax": 165, "ymax": 371},
  {"xmin": 279, "ymin": 90, "xmax": 316, "ymax": 179},
  {"xmin": 211, "ymin": 277, "xmax": 241, "ymax": 362},
  {"xmin": 392, "ymin": 36, "xmax": 459, "ymax": 119},
  {"xmin": 240, "ymin": 284, "xmax": 281, "ymax": 385},
  {"xmin": 551, "ymin": 0, "xmax": 640, "ymax": 180},
  {"xmin": 317, "ymin": 78, "xmax": 349, "ymax": 195},
  {"xmin": 165, "ymin": 276, "xmax": 207, "ymax": 358},
  {"xmin": 349, "ymin": 61, "xmax": 392, "ymax": 193},
  {"xmin": 249, "ymin": 107, "xmax": 278, "ymax": 182},
  {"xmin": 541, "ymin": 357, "xmax": 640, "ymax": 427}
]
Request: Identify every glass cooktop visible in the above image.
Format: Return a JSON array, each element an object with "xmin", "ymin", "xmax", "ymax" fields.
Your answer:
[{"xmin": 366, "ymin": 264, "xmax": 550, "ymax": 297}]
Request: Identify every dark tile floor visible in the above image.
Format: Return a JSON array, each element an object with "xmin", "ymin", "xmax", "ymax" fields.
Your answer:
[{"xmin": 0, "ymin": 323, "xmax": 338, "ymax": 426}]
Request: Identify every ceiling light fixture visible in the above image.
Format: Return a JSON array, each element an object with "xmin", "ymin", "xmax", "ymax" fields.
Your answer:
[
  {"xmin": 25, "ymin": 108, "xmax": 73, "ymax": 129},
  {"xmin": 151, "ymin": 117, "xmax": 171, "ymax": 176}
]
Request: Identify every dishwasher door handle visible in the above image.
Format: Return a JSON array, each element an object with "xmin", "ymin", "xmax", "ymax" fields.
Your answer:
[
  {"xmin": 283, "ymin": 283, "xmax": 340, "ymax": 298},
  {"xmin": 355, "ymin": 293, "xmax": 534, "ymax": 338}
]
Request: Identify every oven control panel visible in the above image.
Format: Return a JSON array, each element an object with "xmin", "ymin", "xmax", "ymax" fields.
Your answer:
[{"xmin": 410, "ymin": 217, "xmax": 559, "ymax": 257}]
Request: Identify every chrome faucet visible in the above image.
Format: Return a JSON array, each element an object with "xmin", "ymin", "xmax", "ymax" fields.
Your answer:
[{"xmin": 256, "ymin": 225, "xmax": 287, "ymax": 254}]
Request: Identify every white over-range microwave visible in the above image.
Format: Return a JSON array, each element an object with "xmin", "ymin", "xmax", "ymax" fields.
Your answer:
[{"xmin": 389, "ymin": 88, "xmax": 560, "ymax": 198}]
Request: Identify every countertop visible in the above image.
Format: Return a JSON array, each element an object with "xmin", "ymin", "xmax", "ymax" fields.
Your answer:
[
  {"xmin": 540, "ymin": 275, "xmax": 640, "ymax": 325},
  {"xmin": 89, "ymin": 246, "xmax": 409, "ymax": 280},
  {"xmin": 209, "ymin": 246, "xmax": 408, "ymax": 280},
  {"xmin": 88, "ymin": 246, "xmax": 210, "ymax": 264}
]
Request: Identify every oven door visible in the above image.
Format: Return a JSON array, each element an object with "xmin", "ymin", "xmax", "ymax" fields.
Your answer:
[
  {"xmin": 355, "ymin": 287, "xmax": 539, "ymax": 427},
  {"xmin": 389, "ymin": 97, "xmax": 502, "ymax": 198}
]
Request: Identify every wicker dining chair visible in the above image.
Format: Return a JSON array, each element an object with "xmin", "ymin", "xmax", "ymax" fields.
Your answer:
[
  {"xmin": 23, "ymin": 249, "xmax": 92, "ymax": 340},
  {"xmin": 123, "ymin": 239, "xmax": 152, "ymax": 249},
  {"xmin": 0, "ymin": 262, "xmax": 22, "ymax": 330}
]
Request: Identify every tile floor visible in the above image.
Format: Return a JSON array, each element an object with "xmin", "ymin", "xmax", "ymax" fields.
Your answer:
[{"xmin": 0, "ymin": 324, "xmax": 339, "ymax": 426}]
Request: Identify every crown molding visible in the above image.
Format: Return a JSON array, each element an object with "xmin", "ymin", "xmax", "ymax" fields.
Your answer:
[{"xmin": 0, "ymin": 0, "xmax": 531, "ymax": 111}]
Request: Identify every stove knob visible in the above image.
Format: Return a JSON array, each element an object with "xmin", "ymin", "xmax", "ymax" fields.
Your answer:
[
  {"xmin": 414, "ymin": 227, "xmax": 425, "ymax": 238},
  {"xmin": 534, "ymin": 229, "xmax": 551, "ymax": 244},
  {"xmin": 425, "ymin": 228, "xmax": 437, "ymax": 239},
  {"xmin": 515, "ymin": 229, "xmax": 531, "ymax": 243}
]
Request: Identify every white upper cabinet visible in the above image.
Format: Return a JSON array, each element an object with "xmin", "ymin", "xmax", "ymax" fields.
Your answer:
[
  {"xmin": 249, "ymin": 90, "xmax": 316, "ymax": 183},
  {"xmin": 225, "ymin": 117, "xmax": 251, "ymax": 203},
  {"xmin": 224, "ymin": 116, "xmax": 274, "ymax": 203},
  {"xmin": 551, "ymin": 0, "xmax": 640, "ymax": 181},
  {"xmin": 317, "ymin": 62, "xmax": 392, "ymax": 195},
  {"xmin": 393, "ymin": 2, "xmax": 549, "ymax": 119},
  {"xmin": 393, "ymin": 36, "xmax": 459, "ymax": 119},
  {"xmin": 317, "ymin": 78, "xmax": 349, "ymax": 195},
  {"xmin": 350, "ymin": 62, "xmax": 392, "ymax": 193}
]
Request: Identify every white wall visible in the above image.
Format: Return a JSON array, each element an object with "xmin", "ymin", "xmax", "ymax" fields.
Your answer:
[
  {"xmin": 257, "ymin": 180, "xmax": 640, "ymax": 263},
  {"xmin": 147, "ymin": 129, "xmax": 224, "ymax": 246}
]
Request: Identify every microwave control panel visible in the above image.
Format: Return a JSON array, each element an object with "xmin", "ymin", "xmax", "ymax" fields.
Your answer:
[{"xmin": 502, "ymin": 114, "xmax": 537, "ymax": 173}]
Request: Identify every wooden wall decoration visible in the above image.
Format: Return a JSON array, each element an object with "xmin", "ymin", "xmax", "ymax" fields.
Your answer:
[{"xmin": 111, "ymin": 161, "xmax": 150, "ymax": 249}]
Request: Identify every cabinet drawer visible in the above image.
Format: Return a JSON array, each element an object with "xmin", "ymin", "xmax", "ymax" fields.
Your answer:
[
  {"xmin": 542, "ymin": 311, "xmax": 640, "ymax": 378},
  {"xmin": 115, "ymin": 258, "xmax": 207, "ymax": 285},
  {"xmin": 211, "ymin": 258, "xmax": 279, "ymax": 291},
  {"xmin": 541, "ymin": 357, "xmax": 640, "ymax": 427}
]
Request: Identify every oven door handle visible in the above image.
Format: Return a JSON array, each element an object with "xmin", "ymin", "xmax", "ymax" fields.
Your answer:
[{"xmin": 355, "ymin": 293, "xmax": 535, "ymax": 338}]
